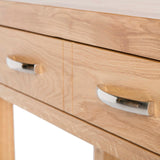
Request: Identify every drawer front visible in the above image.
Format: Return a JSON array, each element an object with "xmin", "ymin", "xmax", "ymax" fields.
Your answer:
[
  {"xmin": 72, "ymin": 43, "xmax": 160, "ymax": 154},
  {"xmin": 0, "ymin": 27, "xmax": 63, "ymax": 109}
]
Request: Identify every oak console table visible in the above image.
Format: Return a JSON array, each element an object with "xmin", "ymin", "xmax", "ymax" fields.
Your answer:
[{"xmin": 0, "ymin": 0, "xmax": 160, "ymax": 159}]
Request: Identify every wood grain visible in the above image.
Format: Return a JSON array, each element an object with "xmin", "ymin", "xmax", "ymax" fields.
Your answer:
[
  {"xmin": 0, "ymin": 98, "xmax": 14, "ymax": 160},
  {"xmin": 94, "ymin": 147, "xmax": 117, "ymax": 160},
  {"xmin": 6, "ymin": 0, "xmax": 160, "ymax": 19},
  {"xmin": 63, "ymin": 41, "xmax": 73, "ymax": 112},
  {"xmin": 0, "ymin": 26, "xmax": 63, "ymax": 110},
  {"xmin": 71, "ymin": 43, "xmax": 160, "ymax": 154},
  {"xmin": 0, "ymin": 1, "xmax": 160, "ymax": 60},
  {"xmin": 0, "ymin": 83, "xmax": 159, "ymax": 160}
]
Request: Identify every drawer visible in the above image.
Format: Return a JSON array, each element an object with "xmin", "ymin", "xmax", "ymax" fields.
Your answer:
[
  {"xmin": 71, "ymin": 43, "xmax": 160, "ymax": 154},
  {"xmin": 0, "ymin": 27, "xmax": 63, "ymax": 109}
]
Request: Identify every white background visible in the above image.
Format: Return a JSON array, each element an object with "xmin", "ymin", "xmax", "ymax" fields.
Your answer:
[{"xmin": 13, "ymin": 105, "xmax": 93, "ymax": 160}]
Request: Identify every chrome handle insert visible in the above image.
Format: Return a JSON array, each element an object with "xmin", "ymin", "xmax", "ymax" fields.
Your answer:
[
  {"xmin": 97, "ymin": 87, "xmax": 149, "ymax": 116},
  {"xmin": 6, "ymin": 57, "xmax": 38, "ymax": 74}
]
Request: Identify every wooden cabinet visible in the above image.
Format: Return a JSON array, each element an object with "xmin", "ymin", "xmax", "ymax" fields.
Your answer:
[
  {"xmin": 0, "ymin": 1, "xmax": 160, "ymax": 159},
  {"xmin": 0, "ymin": 26, "xmax": 159, "ymax": 159}
]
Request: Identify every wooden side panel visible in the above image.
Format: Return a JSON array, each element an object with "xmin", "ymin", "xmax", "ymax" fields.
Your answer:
[
  {"xmin": 0, "ymin": 83, "xmax": 159, "ymax": 160},
  {"xmin": 0, "ymin": 27, "xmax": 63, "ymax": 110},
  {"xmin": 0, "ymin": 1, "xmax": 160, "ymax": 60},
  {"xmin": 0, "ymin": 98, "xmax": 14, "ymax": 160},
  {"xmin": 72, "ymin": 43, "xmax": 160, "ymax": 154}
]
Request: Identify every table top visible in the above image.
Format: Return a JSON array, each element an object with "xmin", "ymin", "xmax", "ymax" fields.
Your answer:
[{"xmin": 6, "ymin": 0, "xmax": 160, "ymax": 19}]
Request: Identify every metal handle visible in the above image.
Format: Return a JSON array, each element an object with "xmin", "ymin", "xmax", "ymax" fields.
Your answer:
[
  {"xmin": 97, "ymin": 86, "xmax": 150, "ymax": 116},
  {"xmin": 6, "ymin": 57, "xmax": 39, "ymax": 74}
]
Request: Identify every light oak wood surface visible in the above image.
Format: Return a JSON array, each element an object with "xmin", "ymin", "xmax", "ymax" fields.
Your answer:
[
  {"xmin": 0, "ymin": 1, "xmax": 160, "ymax": 159},
  {"xmin": 0, "ymin": 98, "xmax": 14, "ymax": 160},
  {"xmin": 6, "ymin": 0, "xmax": 160, "ymax": 19},
  {"xmin": 94, "ymin": 147, "xmax": 116, "ymax": 160},
  {"xmin": 0, "ymin": 26, "xmax": 63, "ymax": 110},
  {"xmin": 0, "ymin": 1, "xmax": 160, "ymax": 60},
  {"xmin": 0, "ymin": 83, "xmax": 159, "ymax": 160},
  {"xmin": 1, "ymin": 26, "xmax": 159, "ymax": 155},
  {"xmin": 63, "ymin": 41, "xmax": 73, "ymax": 112},
  {"xmin": 70, "ymin": 42, "xmax": 160, "ymax": 154}
]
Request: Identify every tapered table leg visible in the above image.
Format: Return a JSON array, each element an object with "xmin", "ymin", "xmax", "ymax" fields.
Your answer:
[
  {"xmin": 0, "ymin": 98, "xmax": 14, "ymax": 160},
  {"xmin": 94, "ymin": 147, "xmax": 118, "ymax": 160}
]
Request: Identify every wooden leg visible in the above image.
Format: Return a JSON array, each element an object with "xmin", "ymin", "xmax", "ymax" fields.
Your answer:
[
  {"xmin": 0, "ymin": 98, "xmax": 14, "ymax": 160},
  {"xmin": 94, "ymin": 147, "xmax": 118, "ymax": 160}
]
